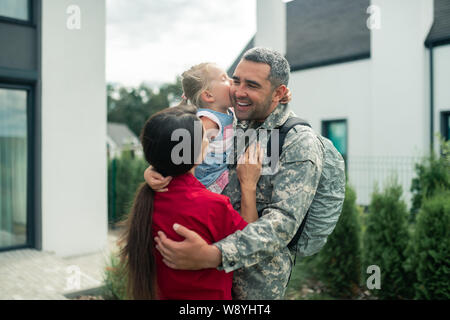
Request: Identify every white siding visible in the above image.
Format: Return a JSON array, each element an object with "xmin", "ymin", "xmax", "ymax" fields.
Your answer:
[{"xmin": 41, "ymin": 0, "xmax": 107, "ymax": 256}]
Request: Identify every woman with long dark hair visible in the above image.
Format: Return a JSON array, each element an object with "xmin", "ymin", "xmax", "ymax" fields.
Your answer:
[{"xmin": 120, "ymin": 104, "xmax": 261, "ymax": 300}]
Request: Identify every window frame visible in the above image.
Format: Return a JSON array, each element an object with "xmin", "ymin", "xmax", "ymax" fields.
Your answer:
[
  {"xmin": 441, "ymin": 111, "xmax": 450, "ymax": 142},
  {"xmin": 321, "ymin": 118, "xmax": 348, "ymax": 165},
  {"xmin": 0, "ymin": 82, "xmax": 35, "ymax": 252},
  {"xmin": 0, "ymin": 0, "xmax": 35, "ymax": 27}
]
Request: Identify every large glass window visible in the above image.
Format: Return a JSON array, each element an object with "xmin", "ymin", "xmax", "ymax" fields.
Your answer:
[
  {"xmin": 0, "ymin": 0, "xmax": 29, "ymax": 21},
  {"xmin": 322, "ymin": 119, "xmax": 347, "ymax": 162},
  {"xmin": 0, "ymin": 87, "xmax": 28, "ymax": 249}
]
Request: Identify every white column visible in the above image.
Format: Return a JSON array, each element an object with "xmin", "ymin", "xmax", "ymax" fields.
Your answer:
[
  {"xmin": 41, "ymin": 0, "xmax": 107, "ymax": 256},
  {"xmin": 255, "ymin": 0, "xmax": 286, "ymax": 55}
]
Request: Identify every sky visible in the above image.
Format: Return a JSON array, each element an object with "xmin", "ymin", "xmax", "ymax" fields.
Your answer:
[{"xmin": 106, "ymin": 0, "xmax": 256, "ymax": 88}]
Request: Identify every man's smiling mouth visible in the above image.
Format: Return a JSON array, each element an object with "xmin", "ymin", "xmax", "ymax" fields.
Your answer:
[{"xmin": 236, "ymin": 100, "xmax": 252, "ymax": 111}]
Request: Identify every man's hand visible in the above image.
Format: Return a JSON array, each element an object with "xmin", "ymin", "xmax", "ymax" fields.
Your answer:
[
  {"xmin": 144, "ymin": 166, "xmax": 172, "ymax": 192},
  {"xmin": 154, "ymin": 224, "xmax": 222, "ymax": 270}
]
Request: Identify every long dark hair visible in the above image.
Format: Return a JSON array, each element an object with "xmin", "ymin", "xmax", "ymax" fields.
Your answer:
[{"xmin": 119, "ymin": 104, "xmax": 202, "ymax": 299}]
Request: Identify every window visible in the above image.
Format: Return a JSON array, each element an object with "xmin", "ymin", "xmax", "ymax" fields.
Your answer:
[
  {"xmin": 322, "ymin": 119, "xmax": 348, "ymax": 163},
  {"xmin": 0, "ymin": 0, "xmax": 29, "ymax": 21},
  {"xmin": 441, "ymin": 111, "xmax": 450, "ymax": 141},
  {"xmin": 0, "ymin": 86, "xmax": 30, "ymax": 249}
]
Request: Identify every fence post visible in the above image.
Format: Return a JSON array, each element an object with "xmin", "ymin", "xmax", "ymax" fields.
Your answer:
[{"xmin": 111, "ymin": 158, "xmax": 117, "ymax": 226}]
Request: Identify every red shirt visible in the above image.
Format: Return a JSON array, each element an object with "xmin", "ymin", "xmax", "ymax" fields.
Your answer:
[{"xmin": 152, "ymin": 172, "xmax": 248, "ymax": 300}]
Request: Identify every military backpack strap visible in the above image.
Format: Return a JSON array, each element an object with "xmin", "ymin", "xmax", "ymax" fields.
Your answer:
[
  {"xmin": 266, "ymin": 117, "xmax": 312, "ymax": 251},
  {"xmin": 267, "ymin": 117, "xmax": 311, "ymax": 162}
]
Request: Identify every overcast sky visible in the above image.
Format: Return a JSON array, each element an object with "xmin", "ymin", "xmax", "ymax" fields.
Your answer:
[{"xmin": 106, "ymin": 0, "xmax": 256, "ymax": 87}]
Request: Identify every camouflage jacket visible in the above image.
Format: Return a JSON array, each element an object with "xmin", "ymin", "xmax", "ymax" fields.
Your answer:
[{"xmin": 214, "ymin": 104, "xmax": 324, "ymax": 300}]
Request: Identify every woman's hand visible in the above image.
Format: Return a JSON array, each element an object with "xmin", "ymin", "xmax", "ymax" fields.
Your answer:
[
  {"xmin": 144, "ymin": 166, "xmax": 172, "ymax": 192},
  {"xmin": 237, "ymin": 143, "xmax": 263, "ymax": 189},
  {"xmin": 237, "ymin": 143, "xmax": 262, "ymax": 223}
]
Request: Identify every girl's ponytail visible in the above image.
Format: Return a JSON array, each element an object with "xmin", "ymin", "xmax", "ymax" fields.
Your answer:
[{"xmin": 120, "ymin": 183, "xmax": 157, "ymax": 299}]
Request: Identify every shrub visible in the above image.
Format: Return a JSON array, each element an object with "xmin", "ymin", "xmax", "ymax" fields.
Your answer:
[
  {"xmin": 103, "ymin": 252, "xmax": 128, "ymax": 300},
  {"xmin": 363, "ymin": 180, "xmax": 414, "ymax": 299},
  {"xmin": 413, "ymin": 190, "xmax": 450, "ymax": 299},
  {"xmin": 108, "ymin": 151, "xmax": 148, "ymax": 224},
  {"xmin": 314, "ymin": 185, "xmax": 362, "ymax": 298},
  {"xmin": 410, "ymin": 138, "xmax": 450, "ymax": 222}
]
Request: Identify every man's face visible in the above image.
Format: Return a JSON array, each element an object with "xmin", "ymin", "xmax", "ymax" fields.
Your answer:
[{"xmin": 230, "ymin": 60, "xmax": 276, "ymax": 121}]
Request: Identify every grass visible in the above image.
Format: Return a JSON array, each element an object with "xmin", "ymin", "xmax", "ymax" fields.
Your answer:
[{"xmin": 285, "ymin": 256, "xmax": 336, "ymax": 300}]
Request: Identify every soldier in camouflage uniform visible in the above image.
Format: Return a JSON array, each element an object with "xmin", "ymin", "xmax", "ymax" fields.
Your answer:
[
  {"xmin": 216, "ymin": 102, "xmax": 324, "ymax": 299},
  {"xmin": 153, "ymin": 47, "xmax": 324, "ymax": 300}
]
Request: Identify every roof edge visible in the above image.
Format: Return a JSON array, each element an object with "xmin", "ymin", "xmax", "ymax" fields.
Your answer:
[
  {"xmin": 425, "ymin": 35, "xmax": 450, "ymax": 48},
  {"xmin": 290, "ymin": 53, "xmax": 370, "ymax": 72}
]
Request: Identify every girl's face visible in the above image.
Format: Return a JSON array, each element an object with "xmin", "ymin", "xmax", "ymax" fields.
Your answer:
[{"xmin": 207, "ymin": 65, "xmax": 232, "ymax": 109}]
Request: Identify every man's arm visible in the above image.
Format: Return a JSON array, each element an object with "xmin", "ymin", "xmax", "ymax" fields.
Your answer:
[{"xmin": 214, "ymin": 127, "xmax": 323, "ymax": 272}]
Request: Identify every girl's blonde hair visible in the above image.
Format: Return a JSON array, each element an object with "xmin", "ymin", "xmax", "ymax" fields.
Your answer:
[{"xmin": 181, "ymin": 62, "xmax": 215, "ymax": 108}]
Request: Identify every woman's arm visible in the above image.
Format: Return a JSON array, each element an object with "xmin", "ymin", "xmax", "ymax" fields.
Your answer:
[
  {"xmin": 237, "ymin": 143, "xmax": 262, "ymax": 223},
  {"xmin": 144, "ymin": 166, "xmax": 172, "ymax": 192}
]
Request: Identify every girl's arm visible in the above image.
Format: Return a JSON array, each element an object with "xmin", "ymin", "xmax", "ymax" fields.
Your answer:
[
  {"xmin": 199, "ymin": 116, "xmax": 219, "ymax": 141},
  {"xmin": 237, "ymin": 143, "xmax": 262, "ymax": 223}
]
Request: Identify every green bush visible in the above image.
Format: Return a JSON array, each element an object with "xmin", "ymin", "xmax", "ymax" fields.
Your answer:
[
  {"xmin": 410, "ymin": 138, "xmax": 450, "ymax": 222},
  {"xmin": 103, "ymin": 252, "xmax": 128, "ymax": 300},
  {"xmin": 314, "ymin": 185, "xmax": 362, "ymax": 298},
  {"xmin": 412, "ymin": 190, "xmax": 450, "ymax": 299},
  {"xmin": 363, "ymin": 180, "xmax": 414, "ymax": 299},
  {"xmin": 108, "ymin": 151, "xmax": 148, "ymax": 224}
]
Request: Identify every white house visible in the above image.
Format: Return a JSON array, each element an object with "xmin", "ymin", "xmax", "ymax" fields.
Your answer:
[
  {"xmin": 229, "ymin": 0, "xmax": 450, "ymax": 206},
  {"xmin": 0, "ymin": 0, "xmax": 107, "ymax": 256},
  {"xmin": 107, "ymin": 122, "xmax": 143, "ymax": 159}
]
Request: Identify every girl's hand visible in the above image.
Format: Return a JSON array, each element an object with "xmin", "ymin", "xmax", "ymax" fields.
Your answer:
[
  {"xmin": 237, "ymin": 143, "xmax": 263, "ymax": 189},
  {"xmin": 144, "ymin": 166, "xmax": 172, "ymax": 192},
  {"xmin": 280, "ymin": 87, "xmax": 292, "ymax": 104}
]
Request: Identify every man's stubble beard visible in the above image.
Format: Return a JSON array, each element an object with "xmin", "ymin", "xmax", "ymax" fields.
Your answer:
[{"xmin": 232, "ymin": 93, "xmax": 274, "ymax": 122}]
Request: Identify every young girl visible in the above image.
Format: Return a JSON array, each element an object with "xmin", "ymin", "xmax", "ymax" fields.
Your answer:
[
  {"xmin": 145, "ymin": 62, "xmax": 290, "ymax": 193},
  {"xmin": 120, "ymin": 105, "xmax": 262, "ymax": 300},
  {"xmin": 181, "ymin": 63, "xmax": 235, "ymax": 193}
]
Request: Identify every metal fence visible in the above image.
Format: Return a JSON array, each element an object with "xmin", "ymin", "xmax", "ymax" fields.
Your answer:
[{"xmin": 347, "ymin": 156, "xmax": 423, "ymax": 207}]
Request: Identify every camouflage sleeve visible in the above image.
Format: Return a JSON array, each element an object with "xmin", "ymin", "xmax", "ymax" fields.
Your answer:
[{"xmin": 214, "ymin": 126, "xmax": 324, "ymax": 273}]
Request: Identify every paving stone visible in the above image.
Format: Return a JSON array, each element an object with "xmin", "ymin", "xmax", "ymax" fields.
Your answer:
[{"xmin": 0, "ymin": 231, "xmax": 119, "ymax": 300}]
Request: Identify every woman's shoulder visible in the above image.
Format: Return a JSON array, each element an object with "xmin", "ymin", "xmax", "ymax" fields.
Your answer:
[{"xmin": 191, "ymin": 188, "xmax": 232, "ymax": 210}]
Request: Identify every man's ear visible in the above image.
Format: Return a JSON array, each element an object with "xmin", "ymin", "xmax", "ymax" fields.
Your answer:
[
  {"xmin": 272, "ymin": 85, "xmax": 287, "ymax": 103},
  {"xmin": 200, "ymin": 91, "xmax": 215, "ymax": 104}
]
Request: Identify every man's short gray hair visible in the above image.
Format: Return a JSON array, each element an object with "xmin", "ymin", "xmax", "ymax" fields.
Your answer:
[{"xmin": 242, "ymin": 47, "xmax": 290, "ymax": 87}]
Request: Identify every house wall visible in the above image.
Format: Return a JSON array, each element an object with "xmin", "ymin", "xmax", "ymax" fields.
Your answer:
[
  {"xmin": 41, "ymin": 0, "xmax": 107, "ymax": 256},
  {"xmin": 365, "ymin": 0, "xmax": 433, "ymax": 206},
  {"xmin": 289, "ymin": 60, "xmax": 374, "ymax": 203},
  {"xmin": 370, "ymin": 0, "xmax": 433, "ymax": 158},
  {"xmin": 433, "ymin": 44, "xmax": 450, "ymax": 153}
]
